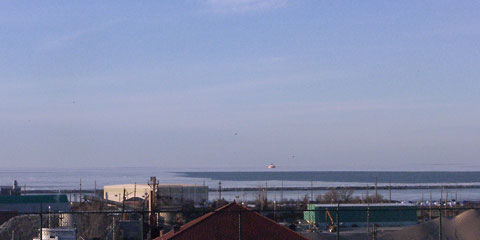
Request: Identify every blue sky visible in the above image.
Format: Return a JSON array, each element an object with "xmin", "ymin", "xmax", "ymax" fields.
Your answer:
[{"xmin": 1, "ymin": 0, "xmax": 479, "ymax": 170}]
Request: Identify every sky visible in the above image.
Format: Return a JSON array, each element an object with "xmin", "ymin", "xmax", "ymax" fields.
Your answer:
[{"xmin": 0, "ymin": 0, "xmax": 479, "ymax": 170}]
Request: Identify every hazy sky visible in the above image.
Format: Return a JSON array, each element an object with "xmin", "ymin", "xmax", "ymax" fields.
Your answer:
[{"xmin": 1, "ymin": 0, "xmax": 479, "ymax": 170}]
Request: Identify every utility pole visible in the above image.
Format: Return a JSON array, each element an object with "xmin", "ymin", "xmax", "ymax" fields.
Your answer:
[
  {"xmin": 366, "ymin": 202, "xmax": 370, "ymax": 235},
  {"xmin": 430, "ymin": 191, "xmax": 433, "ymax": 220},
  {"xmin": 374, "ymin": 178, "xmax": 378, "ymax": 202},
  {"xmin": 218, "ymin": 181, "xmax": 222, "ymax": 200},
  {"xmin": 79, "ymin": 178, "xmax": 82, "ymax": 203},
  {"xmin": 48, "ymin": 206, "xmax": 51, "ymax": 228},
  {"xmin": 388, "ymin": 182, "xmax": 391, "ymax": 202},
  {"xmin": 440, "ymin": 188, "xmax": 443, "ymax": 207},
  {"xmin": 439, "ymin": 208, "xmax": 443, "ymax": 240},
  {"xmin": 310, "ymin": 181, "xmax": 314, "ymax": 203},
  {"xmin": 336, "ymin": 203, "xmax": 340, "ymax": 240},
  {"xmin": 134, "ymin": 182, "xmax": 137, "ymax": 199},
  {"xmin": 238, "ymin": 212, "xmax": 242, "ymax": 240},
  {"xmin": 265, "ymin": 181, "xmax": 268, "ymax": 203},
  {"xmin": 366, "ymin": 185, "xmax": 369, "ymax": 203},
  {"xmin": 273, "ymin": 194, "xmax": 277, "ymax": 221},
  {"xmin": 122, "ymin": 188, "xmax": 126, "ymax": 220},
  {"xmin": 39, "ymin": 203, "xmax": 43, "ymax": 240},
  {"xmin": 112, "ymin": 215, "xmax": 116, "ymax": 240},
  {"xmin": 445, "ymin": 191, "xmax": 448, "ymax": 217},
  {"xmin": 280, "ymin": 180, "xmax": 284, "ymax": 202}
]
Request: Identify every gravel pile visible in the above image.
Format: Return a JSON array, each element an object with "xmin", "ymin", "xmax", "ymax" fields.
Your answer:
[{"xmin": 0, "ymin": 214, "xmax": 41, "ymax": 240}]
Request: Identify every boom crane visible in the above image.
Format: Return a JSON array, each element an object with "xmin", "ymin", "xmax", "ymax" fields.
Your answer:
[{"xmin": 325, "ymin": 209, "xmax": 337, "ymax": 233}]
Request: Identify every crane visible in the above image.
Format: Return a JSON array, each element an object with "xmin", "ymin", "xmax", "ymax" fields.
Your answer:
[{"xmin": 325, "ymin": 209, "xmax": 337, "ymax": 233}]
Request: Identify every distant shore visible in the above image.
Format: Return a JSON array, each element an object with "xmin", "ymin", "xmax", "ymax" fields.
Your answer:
[{"xmin": 22, "ymin": 183, "xmax": 480, "ymax": 194}]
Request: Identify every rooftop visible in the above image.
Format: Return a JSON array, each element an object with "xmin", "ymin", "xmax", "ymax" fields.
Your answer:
[
  {"xmin": 0, "ymin": 195, "xmax": 69, "ymax": 204},
  {"xmin": 155, "ymin": 202, "xmax": 308, "ymax": 240}
]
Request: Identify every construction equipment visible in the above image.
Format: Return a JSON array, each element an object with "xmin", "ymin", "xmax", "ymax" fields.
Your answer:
[{"xmin": 325, "ymin": 209, "xmax": 337, "ymax": 233}]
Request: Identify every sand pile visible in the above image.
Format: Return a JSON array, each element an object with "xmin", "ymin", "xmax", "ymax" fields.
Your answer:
[
  {"xmin": 379, "ymin": 209, "xmax": 480, "ymax": 240},
  {"xmin": 448, "ymin": 209, "xmax": 480, "ymax": 240}
]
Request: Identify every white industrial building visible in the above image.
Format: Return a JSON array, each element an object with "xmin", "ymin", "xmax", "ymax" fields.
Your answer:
[
  {"xmin": 104, "ymin": 183, "xmax": 208, "ymax": 205},
  {"xmin": 33, "ymin": 228, "xmax": 76, "ymax": 240},
  {"xmin": 104, "ymin": 184, "xmax": 151, "ymax": 202},
  {"xmin": 32, "ymin": 213, "xmax": 76, "ymax": 240}
]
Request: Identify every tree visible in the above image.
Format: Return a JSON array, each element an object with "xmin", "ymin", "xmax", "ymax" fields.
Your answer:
[
  {"xmin": 339, "ymin": 188, "xmax": 354, "ymax": 202},
  {"xmin": 323, "ymin": 189, "xmax": 340, "ymax": 203},
  {"xmin": 323, "ymin": 188, "xmax": 356, "ymax": 203}
]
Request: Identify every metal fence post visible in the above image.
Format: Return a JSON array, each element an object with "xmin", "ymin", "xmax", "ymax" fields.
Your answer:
[
  {"xmin": 367, "ymin": 204, "xmax": 370, "ymax": 235},
  {"xmin": 39, "ymin": 203, "xmax": 43, "ymax": 240},
  {"xmin": 336, "ymin": 203, "xmax": 340, "ymax": 240},
  {"xmin": 238, "ymin": 211, "xmax": 242, "ymax": 240},
  {"xmin": 439, "ymin": 208, "xmax": 442, "ymax": 240}
]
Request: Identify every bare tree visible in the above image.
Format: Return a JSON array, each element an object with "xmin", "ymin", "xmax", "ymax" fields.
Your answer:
[
  {"xmin": 323, "ymin": 189, "xmax": 340, "ymax": 203},
  {"xmin": 322, "ymin": 188, "xmax": 356, "ymax": 203},
  {"xmin": 339, "ymin": 188, "xmax": 354, "ymax": 202}
]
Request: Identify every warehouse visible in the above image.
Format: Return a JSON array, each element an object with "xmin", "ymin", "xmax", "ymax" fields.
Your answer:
[
  {"xmin": 104, "ymin": 184, "xmax": 151, "ymax": 202},
  {"xmin": 157, "ymin": 184, "xmax": 208, "ymax": 205},
  {"xmin": 304, "ymin": 203, "xmax": 417, "ymax": 227},
  {"xmin": 0, "ymin": 194, "xmax": 70, "ymax": 213},
  {"xmin": 104, "ymin": 184, "xmax": 208, "ymax": 205}
]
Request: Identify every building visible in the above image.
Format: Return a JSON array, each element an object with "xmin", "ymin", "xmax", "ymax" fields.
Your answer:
[
  {"xmin": 155, "ymin": 202, "xmax": 308, "ymax": 240},
  {"xmin": 304, "ymin": 203, "xmax": 417, "ymax": 227},
  {"xmin": 32, "ymin": 228, "xmax": 76, "ymax": 240},
  {"xmin": 157, "ymin": 184, "xmax": 208, "ymax": 205},
  {"xmin": 0, "ymin": 195, "xmax": 70, "ymax": 213},
  {"xmin": 104, "ymin": 184, "xmax": 151, "ymax": 202},
  {"xmin": 104, "ymin": 184, "xmax": 208, "ymax": 205},
  {"xmin": 115, "ymin": 220, "xmax": 143, "ymax": 240},
  {"xmin": 33, "ymin": 212, "xmax": 76, "ymax": 240}
]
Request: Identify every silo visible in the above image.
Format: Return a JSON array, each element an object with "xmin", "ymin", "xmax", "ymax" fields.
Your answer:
[{"xmin": 59, "ymin": 213, "xmax": 74, "ymax": 227}]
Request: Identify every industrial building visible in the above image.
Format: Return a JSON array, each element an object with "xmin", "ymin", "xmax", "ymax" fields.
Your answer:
[
  {"xmin": 104, "ymin": 184, "xmax": 151, "ymax": 202},
  {"xmin": 32, "ymin": 228, "xmax": 76, "ymax": 240},
  {"xmin": 0, "ymin": 195, "xmax": 70, "ymax": 213},
  {"xmin": 32, "ymin": 213, "xmax": 76, "ymax": 240},
  {"xmin": 157, "ymin": 184, "xmax": 208, "ymax": 205},
  {"xmin": 304, "ymin": 203, "xmax": 417, "ymax": 227},
  {"xmin": 104, "ymin": 183, "xmax": 208, "ymax": 205}
]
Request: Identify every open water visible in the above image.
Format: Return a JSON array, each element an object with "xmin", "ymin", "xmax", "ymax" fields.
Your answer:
[{"xmin": 1, "ymin": 168, "xmax": 480, "ymax": 202}]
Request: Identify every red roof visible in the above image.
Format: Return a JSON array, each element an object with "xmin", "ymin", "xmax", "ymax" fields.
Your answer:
[{"xmin": 155, "ymin": 203, "xmax": 308, "ymax": 240}]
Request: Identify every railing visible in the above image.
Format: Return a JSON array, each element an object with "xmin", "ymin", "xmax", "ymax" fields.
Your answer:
[{"xmin": 3, "ymin": 205, "xmax": 478, "ymax": 240}]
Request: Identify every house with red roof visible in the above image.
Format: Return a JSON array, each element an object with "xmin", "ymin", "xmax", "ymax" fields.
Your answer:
[{"xmin": 155, "ymin": 202, "xmax": 308, "ymax": 240}]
